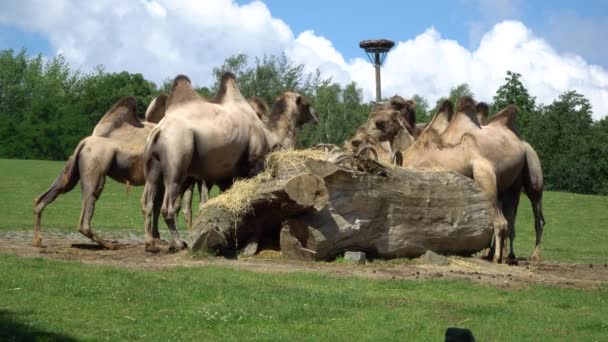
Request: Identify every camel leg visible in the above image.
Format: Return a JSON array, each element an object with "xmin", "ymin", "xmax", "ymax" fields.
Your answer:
[
  {"xmin": 161, "ymin": 178, "xmax": 188, "ymax": 251},
  {"xmin": 32, "ymin": 185, "xmax": 63, "ymax": 248},
  {"xmin": 32, "ymin": 145, "xmax": 84, "ymax": 247},
  {"xmin": 500, "ymin": 184, "xmax": 521, "ymax": 264},
  {"xmin": 522, "ymin": 141, "xmax": 545, "ymax": 262},
  {"xmin": 142, "ymin": 159, "xmax": 163, "ymax": 253},
  {"xmin": 472, "ymin": 159, "xmax": 508, "ymax": 263},
  {"xmin": 151, "ymin": 183, "xmax": 165, "ymax": 244},
  {"xmin": 198, "ymin": 180, "xmax": 209, "ymax": 210},
  {"xmin": 77, "ymin": 175, "xmax": 114, "ymax": 250},
  {"xmin": 528, "ymin": 191, "xmax": 545, "ymax": 262}
]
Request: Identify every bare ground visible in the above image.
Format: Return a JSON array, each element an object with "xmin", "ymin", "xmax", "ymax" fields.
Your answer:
[{"xmin": 1, "ymin": 230, "xmax": 607, "ymax": 290}]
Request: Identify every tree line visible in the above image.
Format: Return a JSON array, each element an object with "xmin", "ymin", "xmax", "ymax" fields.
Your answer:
[{"xmin": 1, "ymin": 48, "xmax": 607, "ymax": 195}]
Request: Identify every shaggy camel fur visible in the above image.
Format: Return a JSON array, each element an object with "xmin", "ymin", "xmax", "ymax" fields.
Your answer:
[
  {"xmin": 32, "ymin": 95, "xmax": 168, "ymax": 249},
  {"xmin": 141, "ymin": 72, "xmax": 318, "ymax": 252}
]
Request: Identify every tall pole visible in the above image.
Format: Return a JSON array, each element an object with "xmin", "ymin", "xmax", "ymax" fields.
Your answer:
[
  {"xmin": 374, "ymin": 53, "xmax": 381, "ymax": 102},
  {"xmin": 360, "ymin": 39, "xmax": 394, "ymax": 104}
]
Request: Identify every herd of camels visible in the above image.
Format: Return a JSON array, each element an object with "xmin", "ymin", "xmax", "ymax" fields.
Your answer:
[{"xmin": 31, "ymin": 72, "xmax": 545, "ymax": 264}]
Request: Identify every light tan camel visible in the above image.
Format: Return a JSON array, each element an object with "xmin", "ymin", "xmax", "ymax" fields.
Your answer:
[
  {"xmin": 32, "ymin": 95, "xmax": 168, "ymax": 249},
  {"xmin": 475, "ymin": 101, "xmax": 545, "ymax": 261},
  {"xmin": 141, "ymin": 72, "xmax": 318, "ymax": 252},
  {"xmin": 180, "ymin": 92, "xmax": 319, "ymax": 231},
  {"xmin": 345, "ymin": 96, "xmax": 417, "ymax": 164},
  {"xmin": 402, "ymin": 97, "xmax": 530, "ymax": 263}
]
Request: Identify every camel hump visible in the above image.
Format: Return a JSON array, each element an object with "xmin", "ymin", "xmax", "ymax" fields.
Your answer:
[
  {"xmin": 145, "ymin": 93, "xmax": 168, "ymax": 123},
  {"xmin": 93, "ymin": 96, "xmax": 141, "ymax": 137},
  {"xmin": 167, "ymin": 74, "xmax": 201, "ymax": 108},
  {"xmin": 456, "ymin": 96, "xmax": 476, "ymax": 114},
  {"xmin": 475, "ymin": 102, "xmax": 490, "ymax": 123},
  {"xmin": 485, "ymin": 104, "xmax": 518, "ymax": 128},
  {"xmin": 425, "ymin": 99, "xmax": 453, "ymax": 133},
  {"xmin": 248, "ymin": 96, "xmax": 269, "ymax": 118},
  {"xmin": 437, "ymin": 99, "xmax": 453, "ymax": 117},
  {"xmin": 213, "ymin": 71, "xmax": 247, "ymax": 104}
]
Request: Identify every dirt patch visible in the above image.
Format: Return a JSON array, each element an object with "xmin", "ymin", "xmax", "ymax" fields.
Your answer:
[{"xmin": 1, "ymin": 230, "xmax": 607, "ymax": 290}]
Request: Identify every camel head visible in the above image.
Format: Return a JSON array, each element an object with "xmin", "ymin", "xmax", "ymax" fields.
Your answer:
[
  {"xmin": 269, "ymin": 92, "xmax": 319, "ymax": 128},
  {"xmin": 373, "ymin": 95, "xmax": 416, "ymax": 133},
  {"xmin": 367, "ymin": 109, "xmax": 407, "ymax": 143},
  {"xmin": 344, "ymin": 127, "xmax": 370, "ymax": 152}
]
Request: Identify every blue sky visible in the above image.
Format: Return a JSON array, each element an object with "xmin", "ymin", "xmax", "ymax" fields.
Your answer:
[
  {"xmin": 1, "ymin": 1, "xmax": 607, "ymax": 117},
  {"xmin": 252, "ymin": 0, "xmax": 608, "ymax": 67}
]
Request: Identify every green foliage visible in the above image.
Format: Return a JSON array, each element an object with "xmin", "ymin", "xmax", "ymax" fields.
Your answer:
[
  {"xmin": 492, "ymin": 71, "xmax": 536, "ymax": 136},
  {"xmin": 0, "ymin": 49, "xmax": 157, "ymax": 160},
  {"xmin": 411, "ymin": 94, "xmax": 431, "ymax": 123}
]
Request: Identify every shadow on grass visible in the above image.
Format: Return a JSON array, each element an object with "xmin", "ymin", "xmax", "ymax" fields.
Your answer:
[{"xmin": 0, "ymin": 309, "xmax": 77, "ymax": 342}]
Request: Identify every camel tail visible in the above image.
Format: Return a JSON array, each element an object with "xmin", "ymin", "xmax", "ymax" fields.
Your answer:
[{"xmin": 34, "ymin": 140, "xmax": 86, "ymax": 207}]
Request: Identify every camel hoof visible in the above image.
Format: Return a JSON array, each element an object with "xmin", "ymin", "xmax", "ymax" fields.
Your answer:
[
  {"xmin": 154, "ymin": 238, "xmax": 170, "ymax": 246},
  {"xmin": 102, "ymin": 241, "xmax": 116, "ymax": 250},
  {"xmin": 169, "ymin": 240, "xmax": 188, "ymax": 251},
  {"xmin": 145, "ymin": 243, "xmax": 161, "ymax": 254},
  {"xmin": 31, "ymin": 236, "xmax": 46, "ymax": 248},
  {"xmin": 530, "ymin": 254, "xmax": 542, "ymax": 263},
  {"xmin": 507, "ymin": 258, "xmax": 519, "ymax": 266}
]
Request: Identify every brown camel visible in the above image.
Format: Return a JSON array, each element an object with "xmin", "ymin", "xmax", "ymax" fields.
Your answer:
[
  {"xmin": 141, "ymin": 72, "xmax": 318, "ymax": 252},
  {"xmin": 32, "ymin": 95, "xmax": 168, "ymax": 249}
]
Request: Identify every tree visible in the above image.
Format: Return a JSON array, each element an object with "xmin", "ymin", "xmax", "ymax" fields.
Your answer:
[
  {"xmin": 492, "ymin": 71, "xmax": 537, "ymax": 137},
  {"xmin": 411, "ymin": 94, "xmax": 431, "ymax": 123},
  {"xmin": 531, "ymin": 91, "xmax": 596, "ymax": 193},
  {"xmin": 431, "ymin": 83, "xmax": 474, "ymax": 115}
]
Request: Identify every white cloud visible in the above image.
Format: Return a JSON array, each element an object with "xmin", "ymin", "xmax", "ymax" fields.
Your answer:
[
  {"xmin": 288, "ymin": 21, "xmax": 608, "ymax": 119},
  {"xmin": 0, "ymin": 1, "xmax": 607, "ymax": 119}
]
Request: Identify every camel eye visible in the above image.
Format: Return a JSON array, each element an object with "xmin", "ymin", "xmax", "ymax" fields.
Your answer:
[
  {"xmin": 351, "ymin": 140, "xmax": 361, "ymax": 147},
  {"xmin": 375, "ymin": 120, "xmax": 386, "ymax": 130}
]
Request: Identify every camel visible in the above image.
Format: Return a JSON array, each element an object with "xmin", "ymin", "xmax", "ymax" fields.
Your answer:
[
  {"xmin": 141, "ymin": 72, "xmax": 318, "ymax": 252},
  {"xmin": 369, "ymin": 97, "xmax": 544, "ymax": 262},
  {"xmin": 396, "ymin": 98, "xmax": 524, "ymax": 262},
  {"xmin": 474, "ymin": 101, "xmax": 545, "ymax": 262},
  {"xmin": 180, "ymin": 92, "xmax": 319, "ymax": 231},
  {"xmin": 345, "ymin": 96, "xmax": 416, "ymax": 164},
  {"xmin": 32, "ymin": 94, "xmax": 168, "ymax": 249}
]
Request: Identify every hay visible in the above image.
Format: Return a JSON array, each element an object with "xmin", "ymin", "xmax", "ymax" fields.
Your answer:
[
  {"xmin": 266, "ymin": 148, "xmax": 327, "ymax": 174},
  {"xmin": 202, "ymin": 149, "xmax": 327, "ymax": 220}
]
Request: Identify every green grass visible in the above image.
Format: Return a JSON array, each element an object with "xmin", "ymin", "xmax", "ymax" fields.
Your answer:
[
  {"xmin": 1, "ymin": 158, "xmax": 607, "ymax": 263},
  {"xmin": 1, "ymin": 254, "xmax": 607, "ymax": 341},
  {"xmin": 0, "ymin": 158, "xmax": 218, "ymax": 233}
]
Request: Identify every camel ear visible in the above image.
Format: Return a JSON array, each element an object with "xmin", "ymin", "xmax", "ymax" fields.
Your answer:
[
  {"xmin": 93, "ymin": 97, "xmax": 141, "ymax": 137},
  {"xmin": 405, "ymin": 99, "xmax": 416, "ymax": 109}
]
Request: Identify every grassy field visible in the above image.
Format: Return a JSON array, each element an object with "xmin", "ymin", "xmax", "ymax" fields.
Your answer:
[
  {"xmin": 1, "ymin": 158, "xmax": 607, "ymax": 263},
  {"xmin": 1, "ymin": 254, "xmax": 607, "ymax": 341},
  {"xmin": 1, "ymin": 158, "xmax": 608, "ymax": 341}
]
